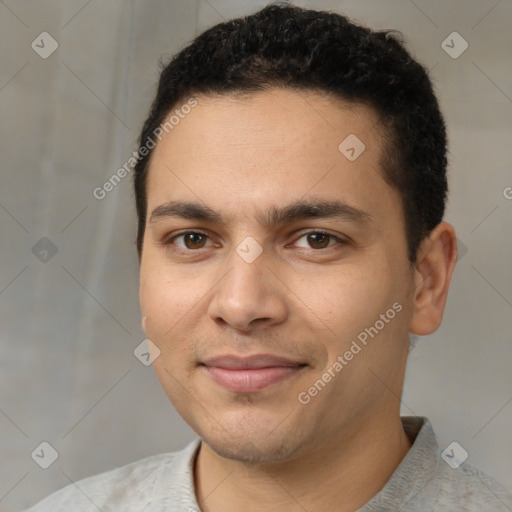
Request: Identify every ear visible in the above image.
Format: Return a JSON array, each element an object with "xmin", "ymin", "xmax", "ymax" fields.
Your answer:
[{"xmin": 409, "ymin": 221, "xmax": 458, "ymax": 336}]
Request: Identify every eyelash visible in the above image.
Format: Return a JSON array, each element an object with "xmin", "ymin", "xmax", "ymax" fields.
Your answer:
[{"xmin": 163, "ymin": 230, "xmax": 347, "ymax": 252}]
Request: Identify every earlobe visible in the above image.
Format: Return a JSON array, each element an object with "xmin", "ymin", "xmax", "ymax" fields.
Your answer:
[{"xmin": 409, "ymin": 222, "xmax": 458, "ymax": 336}]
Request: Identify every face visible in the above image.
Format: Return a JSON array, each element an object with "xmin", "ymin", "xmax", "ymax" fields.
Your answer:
[{"xmin": 139, "ymin": 89, "xmax": 416, "ymax": 464}]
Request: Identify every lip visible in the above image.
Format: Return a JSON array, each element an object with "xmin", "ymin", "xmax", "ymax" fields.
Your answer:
[{"xmin": 201, "ymin": 354, "xmax": 306, "ymax": 393}]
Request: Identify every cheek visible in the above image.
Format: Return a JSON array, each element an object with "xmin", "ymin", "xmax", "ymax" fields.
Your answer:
[
  {"xmin": 298, "ymin": 262, "xmax": 405, "ymax": 352},
  {"xmin": 139, "ymin": 263, "xmax": 196, "ymax": 344},
  {"xmin": 139, "ymin": 268, "xmax": 197, "ymax": 400}
]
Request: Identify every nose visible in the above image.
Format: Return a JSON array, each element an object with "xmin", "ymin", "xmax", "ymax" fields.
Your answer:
[{"xmin": 207, "ymin": 245, "xmax": 289, "ymax": 333}]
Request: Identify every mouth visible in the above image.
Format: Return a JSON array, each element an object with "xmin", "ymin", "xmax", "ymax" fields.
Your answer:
[{"xmin": 200, "ymin": 354, "xmax": 308, "ymax": 393}]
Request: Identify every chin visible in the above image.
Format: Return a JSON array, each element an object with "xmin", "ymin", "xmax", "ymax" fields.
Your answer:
[
  {"xmin": 196, "ymin": 412, "xmax": 309, "ymax": 466},
  {"xmin": 204, "ymin": 434, "xmax": 304, "ymax": 466}
]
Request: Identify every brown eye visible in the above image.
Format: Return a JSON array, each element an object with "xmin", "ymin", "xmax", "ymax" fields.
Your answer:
[
  {"xmin": 294, "ymin": 231, "xmax": 343, "ymax": 250},
  {"xmin": 307, "ymin": 232, "xmax": 331, "ymax": 249},
  {"xmin": 183, "ymin": 233, "xmax": 207, "ymax": 249},
  {"xmin": 169, "ymin": 231, "xmax": 211, "ymax": 250}
]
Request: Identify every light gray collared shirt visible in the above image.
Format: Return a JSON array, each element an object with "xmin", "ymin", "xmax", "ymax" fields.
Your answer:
[{"xmin": 26, "ymin": 416, "xmax": 512, "ymax": 511}]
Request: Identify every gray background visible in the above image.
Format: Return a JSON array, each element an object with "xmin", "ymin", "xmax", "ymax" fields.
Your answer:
[{"xmin": 1, "ymin": 0, "xmax": 511, "ymax": 510}]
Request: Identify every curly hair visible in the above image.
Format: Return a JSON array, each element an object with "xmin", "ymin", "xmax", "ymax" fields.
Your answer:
[{"xmin": 133, "ymin": 3, "xmax": 447, "ymax": 263}]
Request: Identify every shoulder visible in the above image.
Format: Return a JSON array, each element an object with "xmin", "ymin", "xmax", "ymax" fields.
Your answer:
[
  {"xmin": 435, "ymin": 458, "xmax": 512, "ymax": 511},
  {"xmin": 387, "ymin": 417, "xmax": 512, "ymax": 512},
  {"xmin": 25, "ymin": 439, "xmax": 201, "ymax": 512}
]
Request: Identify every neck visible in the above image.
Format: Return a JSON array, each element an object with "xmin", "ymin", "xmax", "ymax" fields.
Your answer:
[{"xmin": 194, "ymin": 412, "xmax": 412, "ymax": 512}]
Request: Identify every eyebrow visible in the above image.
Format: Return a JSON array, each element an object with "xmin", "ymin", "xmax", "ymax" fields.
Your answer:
[{"xmin": 149, "ymin": 199, "xmax": 372, "ymax": 227}]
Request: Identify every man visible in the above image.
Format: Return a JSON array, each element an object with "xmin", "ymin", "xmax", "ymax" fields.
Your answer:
[{"xmin": 28, "ymin": 3, "xmax": 512, "ymax": 511}]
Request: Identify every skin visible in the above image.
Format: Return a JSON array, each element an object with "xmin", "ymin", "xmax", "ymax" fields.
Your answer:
[{"xmin": 139, "ymin": 88, "xmax": 457, "ymax": 512}]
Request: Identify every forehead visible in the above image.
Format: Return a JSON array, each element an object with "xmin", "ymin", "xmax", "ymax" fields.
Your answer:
[
  {"xmin": 145, "ymin": 88, "xmax": 402, "ymax": 230},
  {"xmin": 152, "ymin": 89, "xmax": 381, "ymax": 159}
]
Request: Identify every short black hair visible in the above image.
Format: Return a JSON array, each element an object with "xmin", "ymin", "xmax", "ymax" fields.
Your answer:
[{"xmin": 134, "ymin": 3, "xmax": 447, "ymax": 263}]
